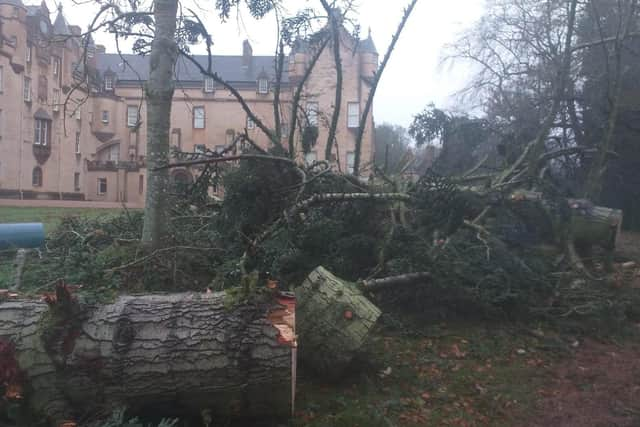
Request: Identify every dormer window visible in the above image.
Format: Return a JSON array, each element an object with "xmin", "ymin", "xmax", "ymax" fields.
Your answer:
[
  {"xmin": 258, "ymin": 78, "xmax": 269, "ymax": 94},
  {"xmin": 104, "ymin": 76, "xmax": 113, "ymax": 91},
  {"xmin": 204, "ymin": 77, "xmax": 214, "ymax": 93}
]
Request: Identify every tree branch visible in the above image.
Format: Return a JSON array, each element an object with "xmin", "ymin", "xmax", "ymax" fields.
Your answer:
[
  {"xmin": 320, "ymin": 0, "xmax": 343, "ymax": 161},
  {"xmin": 353, "ymin": 0, "xmax": 418, "ymax": 175}
]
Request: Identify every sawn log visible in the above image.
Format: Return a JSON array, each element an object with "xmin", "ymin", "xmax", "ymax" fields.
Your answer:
[{"xmin": 0, "ymin": 286, "xmax": 296, "ymax": 426}]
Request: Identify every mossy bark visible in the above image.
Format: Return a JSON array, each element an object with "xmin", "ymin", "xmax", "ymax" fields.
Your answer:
[
  {"xmin": 0, "ymin": 291, "xmax": 296, "ymax": 426},
  {"xmin": 295, "ymin": 266, "xmax": 381, "ymax": 378}
]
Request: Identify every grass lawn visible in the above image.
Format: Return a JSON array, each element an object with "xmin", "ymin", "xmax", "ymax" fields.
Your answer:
[
  {"xmin": 0, "ymin": 206, "xmax": 128, "ymax": 234},
  {"xmin": 293, "ymin": 321, "xmax": 554, "ymax": 427}
]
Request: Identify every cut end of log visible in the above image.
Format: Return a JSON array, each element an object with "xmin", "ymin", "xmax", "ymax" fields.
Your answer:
[{"xmin": 295, "ymin": 266, "xmax": 382, "ymax": 378}]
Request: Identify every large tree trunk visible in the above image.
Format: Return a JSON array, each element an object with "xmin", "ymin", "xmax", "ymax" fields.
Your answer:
[
  {"xmin": 0, "ymin": 288, "xmax": 296, "ymax": 426},
  {"xmin": 509, "ymin": 190, "xmax": 623, "ymax": 249},
  {"xmin": 141, "ymin": 0, "xmax": 179, "ymax": 248},
  {"xmin": 295, "ymin": 266, "xmax": 381, "ymax": 378}
]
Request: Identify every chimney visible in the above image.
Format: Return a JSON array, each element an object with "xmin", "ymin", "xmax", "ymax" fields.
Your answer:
[
  {"xmin": 242, "ymin": 40, "xmax": 253, "ymax": 69},
  {"xmin": 96, "ymin": 44, "xmax": 106, "ymax": 54}
]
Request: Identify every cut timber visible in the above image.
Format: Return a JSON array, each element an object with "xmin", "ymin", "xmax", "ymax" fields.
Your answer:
[
  {"xmin": 0, "ymin": 286, "xmax": 296, "ymax": 426},
  {"xmin": 295, "ymin": 266, "xmax": 381, "ymax": 378},
  {"xmin": 509, "ymin": 190, "xmax": 623, "ymax": 249}
]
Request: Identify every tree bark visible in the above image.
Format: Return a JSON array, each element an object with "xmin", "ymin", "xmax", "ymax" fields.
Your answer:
[
  {"xmin": 509, "ymin": 190, "xmax": 623, "ymax": 249},
  {"xmin": 295, "ymin": 267, "xmax": 381, "ymax": 378},
  {"xmin": 141, "ymin": 0, "xmax": 179, "ymax": 248},
  {"xmin": 0, "ymin": 289, "xmax": 296, "ymax": 425}
]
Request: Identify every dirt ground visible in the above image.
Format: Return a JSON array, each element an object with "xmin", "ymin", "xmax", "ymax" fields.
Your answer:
[
  {"xmin": 530, "ymin": 231, "xmax": 640, "ymax": 427},
  {"xmin": 533, "ymin": 339, "xmax": 640, "ymax": 427}
]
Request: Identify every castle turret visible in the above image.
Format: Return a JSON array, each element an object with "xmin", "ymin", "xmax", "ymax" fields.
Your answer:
[{"xmin": 359, "ymin": 27, "xmax": 378, "ymax": 78}]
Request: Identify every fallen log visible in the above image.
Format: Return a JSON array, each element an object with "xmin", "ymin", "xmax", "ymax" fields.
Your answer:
[
  {"xmin": 295, "ymin": 266, "xmax": 381, "ymax": 378},
  {"xmin": 509, "ymin": 190, "xmax": 623, "ymax": 249},
  {"xmin": 0, "ymin": 285, "xmax": 296, "ymax": 426}
]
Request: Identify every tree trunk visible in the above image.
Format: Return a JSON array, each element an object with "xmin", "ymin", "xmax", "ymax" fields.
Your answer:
[
  {"xmin": 295, "ymin": 266, "xmax": 381, "ymax": 378},
  {"xmin": 0, "ymin": 289, "xmax": 296, "ymax": 426},
  {"xmin": 141, "ymin": 0, "xmax": 179, "ymax": 248},
  {"xmin": 509, "ymin": 190, "xmax": 623, "ymax": 249}
]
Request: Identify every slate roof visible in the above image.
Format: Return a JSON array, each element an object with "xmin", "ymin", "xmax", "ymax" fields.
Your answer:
[
  {"xmin": 96, "ymin": 53, "xmax": 288, "ymax": 84},
  {"xmin": 358, "ymin": 35, "xmax": 377, "ymax": 54},
  {"xmin": 53, "ymin": 9, "xmax": 71, "ymax": 35},
  {"xmin": 25, "ymin": 5, "xmax": 41, "ymax": 15},
  {"xmin": 0, "ymin": 0, "xmax": 25, "ymax": 8}
]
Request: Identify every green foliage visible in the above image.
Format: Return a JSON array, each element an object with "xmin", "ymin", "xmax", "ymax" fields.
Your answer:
[
  {"xmin": 98, "ymin": 408, "xmax": 177, "ymax": 427},
  {"xmin": 409, "ymin": 105, "xmax": 493, "ymax": 175},
  {"xmin": 408, "ymin": 104, "xmax": 450, "ymax": 146}
]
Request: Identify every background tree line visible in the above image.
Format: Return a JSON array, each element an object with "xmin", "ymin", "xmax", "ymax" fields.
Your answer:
[{"xmin": 402, "ymin": 0, "xmax": 640, "ymax": 229}]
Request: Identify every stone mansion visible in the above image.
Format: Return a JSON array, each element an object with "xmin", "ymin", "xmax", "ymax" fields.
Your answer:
[{"xmin": 0, "ymin": 0, "xmax": 377, "ymax": 205}]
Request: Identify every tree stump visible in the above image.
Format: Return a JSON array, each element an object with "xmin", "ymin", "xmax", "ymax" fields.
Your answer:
[
  {"xmin": 295, "ymin": 266, "xmax": 381, "ymax": 378},
  {"xmin": 0, "ymin": 285, "xmax": 296, "ymax": 426}
]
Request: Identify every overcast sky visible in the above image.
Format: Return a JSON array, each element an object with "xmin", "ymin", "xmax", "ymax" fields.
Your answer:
[{"xmin": 53, "ymin": 0, "xmax": 486, "ymax": 128}]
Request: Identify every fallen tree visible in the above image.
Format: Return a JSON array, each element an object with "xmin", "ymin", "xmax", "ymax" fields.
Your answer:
[
  {"xmin": 0, "ymin": 284, "xmax": 296, "ymax": 426},
  {"xmin": 295, "ymin": 266, "xmax": 382, "ymax": 378}
]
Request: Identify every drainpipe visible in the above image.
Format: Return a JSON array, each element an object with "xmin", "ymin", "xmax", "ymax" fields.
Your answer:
[
  {"xmin": 57, "ymin": 133, "xmax": 62, "ymax": 200},
  {"xmin": 18, "ymin": 87, "xmax": 24, "ymax": 200}
]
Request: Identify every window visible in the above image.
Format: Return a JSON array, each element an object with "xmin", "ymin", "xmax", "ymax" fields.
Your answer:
[
  {"xmin": 101, "ymin": 110, "xmax": 109, "ymax": 123},
  {"xmin": 0, "ymin": 109, "xmax": 3, "ymax": 140},
  {"xmin": 127, "ymin": 106, "xmax": 138, "ymax": 127},
  {"xmin": 34, "ymin": 119, "xmax": 50, "ymax": 146},
  {"xmin": 193, "ymin": 106, "xmax": 205, "ymax": 129},
  {"xmin": 305, "ymin": 151, "xmax": 317, "ymax": 166},
  {"xmin": 171, "ymin": 129, "xmax": 181, "ymax": 149},
  {"xmin": 0, "ymin": 66, "xmax": 3, "ymax": 92},
  {"xmin": 32, "ymin": 167, "xmax": 42, "ymax": 187},
  {"xmin": 97, "ymin": 178, "xmax": 107, "ymax": 195},
  {"xmin": 88, "ymin": 111, "xmax": 93, "ymax": 124},
  {"xmin": 346, "ymin": 151, "xmax": 355, "ymax": 174},
  {"xmin": 258, "ymin": 78, "xmax": 268, "ymax": 94},
  {"xmin": 52, "ymin": 89, "xmax": 60, "ymax": 111},
  {"xmin": 194, "ymin": 144, "xmax": 206, "ymax": 154},
  {"xmin": 26, "ymin": 44, "xmax": 31, "ymax": 63},
  {"xmin": 75, "ymin": 132, "xmax": 80, "ymax": 154},
  {"xmin": 104, "ymin": 76, "xmax": 113, "ymax": 91},
  {"xmin": 138, "ymin": 175, "xmax": 144, "ymax": 194},
  {"xmin": 215, "ymin": 145, "xmax": 225, "ymax": 154},
  {"xmin": 306, "ymin": 102, "xmax": 318, "ymax": 126},
  {"xmin": 74, "ymin": 172, "xmax": 80, "ymax": 191},
  {"xmin": 53, "ymin": 57, "xmax": 60, "ymax": 76},
  {"xmin": 204, "ymin": 77, "xmax": 214, "ymax": 93},
  {"xmin": 225, "ymin": 129, "xmax": 235, "ymax": 146},
  {"xmin": 38, "ymin": 75, "xmax": 48, "ymax": 102},
  {"xmin": 246, "ymin": 116, "xmax": 255, "ymax": 129},
  {"xmin": 347, "ymin": 102, "xmax": 360, "ymax": 128},
  {"xmin": 23, "ymin": 77, "xmax": 31, "ymax": 102},
  {"xmin": 107, "ymin": 144, "xmax": 119, "ymax": 161}
]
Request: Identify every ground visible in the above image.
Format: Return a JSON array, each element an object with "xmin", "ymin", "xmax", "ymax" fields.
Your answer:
[
  {"xmin": 1, "ymin": 206, "xmax": 639, "ymax": 426},
  {"xmin": 0, "ymin": 205, "xmax": 125, "ymax": 232},
  {"xmin": 295, "ymin": 231, "xmax": 640, "ymax": 427}
]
